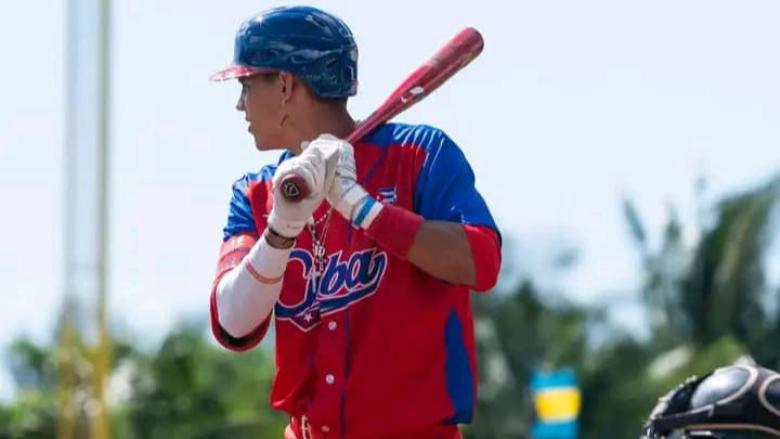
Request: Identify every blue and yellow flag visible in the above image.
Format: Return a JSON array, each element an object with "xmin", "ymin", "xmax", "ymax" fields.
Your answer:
[{"xmin": 531, "ymin": 368, "xmax": 581, "ymax": 439}]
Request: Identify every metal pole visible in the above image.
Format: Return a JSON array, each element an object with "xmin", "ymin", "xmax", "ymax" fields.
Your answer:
[
  {"xmin": 60, "ymin": 0, "xmax": 113, "ymax": 435},
  {"xmin": 93, "ymin": 0, "xmax": 112, "ymax": 435}
]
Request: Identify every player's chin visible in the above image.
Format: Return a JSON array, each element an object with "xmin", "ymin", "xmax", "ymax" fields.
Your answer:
[
  {"xmin": 250, "ymin": 133, "xmax": 268, "ymax": 151},
  {"xmin": 253, "ymin": 139, "xmax": 276, "ymax": 151},
  {"xmin": 252, "ymin": 134, "xmax": 283, "ymax": 152},
  {"xmin": 249, "ymin": 129, "xmax": 283, "ymax": 151},
  {"xmin": 253, "ymin": 139, "xmax": 281, "ymax": 152}
]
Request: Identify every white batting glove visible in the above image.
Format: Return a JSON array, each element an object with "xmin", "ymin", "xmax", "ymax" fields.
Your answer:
[
  {"xmin": 308, "ymin": 134, "xmax": 383, "ymax": 229},
  {"xmin": 268, "ymin": 144, "xmax": 339, "ymax": 238}
]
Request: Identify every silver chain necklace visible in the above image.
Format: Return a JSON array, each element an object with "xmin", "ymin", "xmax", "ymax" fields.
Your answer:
[{"xmin": 306, "ymin": 205, "xmax": 336, "ymax": 281}]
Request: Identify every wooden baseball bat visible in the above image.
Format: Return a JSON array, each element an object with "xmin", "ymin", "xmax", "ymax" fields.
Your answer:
[{"xmin": 280, "ymin": 27, "xmax": 484, "ymax": 201}]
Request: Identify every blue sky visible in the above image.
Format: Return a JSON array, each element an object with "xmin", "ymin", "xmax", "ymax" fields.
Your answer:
[{"xmin": 2, "ymin": 0, "xmax": 780, "ymax": 395}]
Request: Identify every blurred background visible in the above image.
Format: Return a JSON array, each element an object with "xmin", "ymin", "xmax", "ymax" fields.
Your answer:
[{"xmin": 2, "ymin": 0, "xmax": 780, "ymax": 437}]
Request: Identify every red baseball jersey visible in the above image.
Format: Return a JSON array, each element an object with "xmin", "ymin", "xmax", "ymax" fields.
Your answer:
[{"xmin": 210, "ymin": 123, "xmax": 500, "ymax": 438}]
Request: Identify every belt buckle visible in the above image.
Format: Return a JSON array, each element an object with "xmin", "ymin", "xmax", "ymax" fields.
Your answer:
[{"xmin": 301, "ymin": 415, "xmax": 313, "ymax": 439}]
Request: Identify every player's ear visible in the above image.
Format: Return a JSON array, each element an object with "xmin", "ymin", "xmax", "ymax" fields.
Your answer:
[{"xmin": 279, "ymin": 71, "xmax": 294, "ymax": 104}]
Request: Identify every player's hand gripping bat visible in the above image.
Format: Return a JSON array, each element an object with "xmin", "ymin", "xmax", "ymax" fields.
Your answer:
[{"xmin": 279, "ymin": 27, "xmax": 484, "ymax": 201}]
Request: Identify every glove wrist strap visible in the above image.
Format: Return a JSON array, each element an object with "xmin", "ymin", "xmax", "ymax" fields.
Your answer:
[
  {"xmin": 352, "ymin": 197, "xmax": 383, "ymax": 229},
  {"xmin": 264, "ymin": 227, "xmax": 296, "ymax": 249}
]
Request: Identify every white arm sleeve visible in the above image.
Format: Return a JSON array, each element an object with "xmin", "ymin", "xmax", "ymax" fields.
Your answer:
[{"xmin": 216, "ymin": 234, "xmax": 292, "ymax": 338}]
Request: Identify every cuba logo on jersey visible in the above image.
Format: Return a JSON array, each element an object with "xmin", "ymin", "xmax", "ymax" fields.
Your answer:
[{"xmin": 275, "ymin": 247, "xmax": 388, "ymax": 331}]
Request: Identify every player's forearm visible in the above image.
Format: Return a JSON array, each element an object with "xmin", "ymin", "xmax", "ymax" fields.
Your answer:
[
  {"xmin": 407, "ymin": 221, "xmax": 476, "ymax": 285},
  {"xmin": 215, "ymin": 233, "xmax": 291, "ymax": 337},
  {"xmin": 364, "ymin": 203, "xmax": 500, "ymax": 290}
]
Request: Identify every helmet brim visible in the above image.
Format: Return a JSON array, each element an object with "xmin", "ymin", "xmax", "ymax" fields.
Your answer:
[{"xmin": 209, "ymin": 64, "xmax": 277, "ymax": 82}]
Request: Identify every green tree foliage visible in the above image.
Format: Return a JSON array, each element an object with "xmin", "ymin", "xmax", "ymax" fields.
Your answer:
[
  {"xmin": 467, "ymin": 280, "xmax": 664, "ymax": 439},
  {"xmin": 121, "ymin": 324, "xmax": 286, "ymax": 439},
  {"xmin": 0, "ymin": 323, "xmax": 287, "ymax": 439},
  {"xmin": 626, "ymin": 175, "xmax": 780, "ymax": 365},
  {"xmin": 466, "ymin": 282, "xmax": 593, "ymax": 438}
]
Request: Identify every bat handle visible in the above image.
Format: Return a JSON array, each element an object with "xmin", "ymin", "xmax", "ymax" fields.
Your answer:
[{"xmin": 279, "ymin": 174, "xmax": 310, "ymax": 202}]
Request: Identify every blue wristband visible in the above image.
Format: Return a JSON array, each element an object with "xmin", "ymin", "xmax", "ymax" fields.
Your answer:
[{"xmin": 353, "ymin": 197, "xmax": 376, "ymax": 228}]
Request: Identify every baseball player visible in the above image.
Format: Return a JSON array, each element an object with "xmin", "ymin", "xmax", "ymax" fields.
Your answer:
[
  {"xmin": 641, "ymin": 364, "xmax": 780, "ymax": 438},
  {"xmin": 208, "ymin": 6, "xmax": 501, "ymax": 439}
]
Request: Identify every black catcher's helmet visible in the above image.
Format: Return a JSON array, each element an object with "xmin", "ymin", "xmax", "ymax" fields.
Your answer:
[{"xmin": 641, "ymin": 365, "xmax": 780, "ymax": 439}]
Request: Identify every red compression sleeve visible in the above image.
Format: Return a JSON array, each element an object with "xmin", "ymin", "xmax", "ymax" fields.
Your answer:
[
  {"xmin": 463, "ymin": 225, "xmax": 501, "ymax": 292},
  {"xmin": 364, "ymin": 204, "xmax": 424, "ymax": 260}
]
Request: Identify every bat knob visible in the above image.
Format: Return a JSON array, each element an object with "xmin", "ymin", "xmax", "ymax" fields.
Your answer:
[{"xmin": 280, "ymin": 174, "xmax": 310, "ymax": 202}]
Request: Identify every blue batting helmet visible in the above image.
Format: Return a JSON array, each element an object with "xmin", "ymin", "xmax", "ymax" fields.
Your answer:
[{"xmin": 210, "ymin": 6, "xmax": 358, "ymax": 99}]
